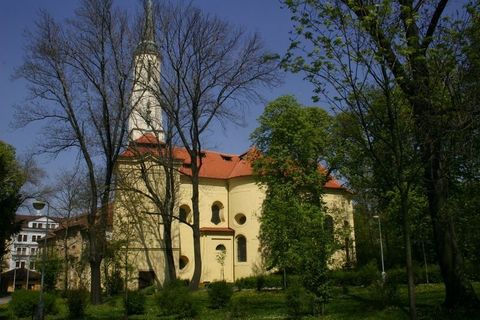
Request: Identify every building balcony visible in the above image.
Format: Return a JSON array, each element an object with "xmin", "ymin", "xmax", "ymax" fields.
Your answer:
[{"xmin": 11, "ymin": 254, "xmax": 38, "ymax": 259}]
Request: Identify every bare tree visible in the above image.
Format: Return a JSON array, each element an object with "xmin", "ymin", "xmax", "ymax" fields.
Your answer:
[
  {"xmin": 147, "ymin": 2, "xmax": 280, "ymax": 289},
  {"xmin": 15, "ymin": 0, "xmax": 136, "ymax": 303},
  {"xmin": 50, "ymin": 167, "xmax": 90, "ymax": 292},
  {"xmin": 117, "ymin": 117, "xmax": 182, "ymax": 284}
]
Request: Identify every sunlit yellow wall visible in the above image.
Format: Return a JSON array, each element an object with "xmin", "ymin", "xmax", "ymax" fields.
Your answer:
[{"xmin": 114, "ymin": 160, "xmax": 355, "ymax": 287}]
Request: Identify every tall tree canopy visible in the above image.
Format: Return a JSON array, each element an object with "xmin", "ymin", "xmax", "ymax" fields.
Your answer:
[
  {"xmin": 0, "ymin": 141, "xmax": 25, "ymax": 269},
  {"xmin": 282, "ymin": 0, "xmax": 480, "ymax": 309},
  {"xmin": 251, "ymin": 95, "xmax": 334, "ymax": 296}
]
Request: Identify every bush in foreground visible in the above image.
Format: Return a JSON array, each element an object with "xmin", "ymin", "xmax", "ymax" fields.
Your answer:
[
  {"xmin": 10, "ymin": 290, "xmax": 56, "ymax": 318},
  {"xmin": 124, "ymin": 290, "xmax": 145, "ymax": 315},
  {"xmin": 65, "ymin": 289, "xmax": 88, "ymax": 319},
  {"xmin": 208, "ymin": 281, "xmax": 233, "ymax": 308},
  {"xmin": 368, "ymin": 277, "xmax": 399, "ymax": 309},
  {"xmin": 157, "ymin": 280, "xmax": 197, "ymax": 318},
  {"xmin": 285, "ymin": 285, "xmax": 315, "ymax": 318}
]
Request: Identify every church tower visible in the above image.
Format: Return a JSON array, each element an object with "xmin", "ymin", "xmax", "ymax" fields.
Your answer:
[{"xmin": 129, "ymin": 0, "xmax": 164, "ymax": 141}]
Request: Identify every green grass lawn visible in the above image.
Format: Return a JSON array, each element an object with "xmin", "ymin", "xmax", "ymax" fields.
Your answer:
[{"xmin": 1, "ymin": 283, "xmax": 479, "ymax": 319}]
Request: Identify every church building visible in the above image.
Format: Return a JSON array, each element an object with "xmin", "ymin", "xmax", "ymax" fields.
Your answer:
[{"xmin": 113, "ymin": 0, "xmax": 355, "ymax": 288}]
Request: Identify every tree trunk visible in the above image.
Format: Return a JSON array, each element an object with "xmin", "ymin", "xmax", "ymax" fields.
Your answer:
[
  {"xmin": 400, "ymin": 191, "xmax": 416, "ymax": 320},
  {"xmin": 90, "ymin": 258, "xmax": 102, "ymax": 304},
  {"xmin": 189, "ymin": 173, "xmax": 202, "ymax": 290},
  {"xmin": 425, "ymin": 144, "xmax": 478, "ymax": 308},
  {"xmin": 163, "ymin": 224, "xmax": 177, "ymax": 282}
]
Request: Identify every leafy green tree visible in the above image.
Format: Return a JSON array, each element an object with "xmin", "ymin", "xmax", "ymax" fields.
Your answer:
[
  {"xmin": 0, "ymin": 141, "xmax": 25, "ymax": 270},
  {"xmin": 445, "ymin": 2, "xmax": 480, "ymax": 282},
  {"xmin": 251, "ymin": 95, "xmax": 334, "ymax": 297},
  {"xmin": 333, "ymin": 87, "xmax": 427, "ymax": 316},
  {"xmin": 282, "ymin": 0, "xmax": 479, "ymax": 309},
  {"xmin": 38, "ymin": 253, "xmax": 62, "ymax": 292}
]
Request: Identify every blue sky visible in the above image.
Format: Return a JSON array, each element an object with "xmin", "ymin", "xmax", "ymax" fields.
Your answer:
[{"xmin": 0, "ymin": 0, "xmax": 320, "ymax": 180}]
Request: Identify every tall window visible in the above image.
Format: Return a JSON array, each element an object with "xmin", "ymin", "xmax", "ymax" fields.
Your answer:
[
  {"xmin": 237, "ymin": 235, "xmax": 247, "ymax": 262},
  {"xmin": 147, "ymin": 61, "xmax": 153, "ymax": 82},
  {"xmin": 179, "ymin": 205, "xmax": 191, "ymax": 223},
  {"xmin": 324, "ymin": 215, "xmax": 334, "ymax": 242},
  {"xmin": 211, "ymin": 204, "xmax": 221, "ymax": 225}
]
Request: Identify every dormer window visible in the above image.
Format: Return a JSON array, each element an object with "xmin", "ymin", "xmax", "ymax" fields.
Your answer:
[{"xmin": 221, "ymin": 155, "xmax": 232, "ymax": 161}]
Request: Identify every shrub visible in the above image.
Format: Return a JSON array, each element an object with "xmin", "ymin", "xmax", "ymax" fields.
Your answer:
[
  {"xmin": 415, "ymin": 264, "xmax": 442, "ymax": 284},
  {"xmin": 256, "ymin": 275, "xmax": 265, "ymax": 291},
  {"xmin": 285, "ymin": 285, "xmax": 314, "ymax": 318},
  {"xmin": 235, "ymin": 276, "xmax": 257, "ymax": 290},
  {"xmin": 368, "ymin": 277, "xmax": 399, "ymax": 309},
  {"xmin": 140, "ymin": 284, "xmax": 157, "ymax": 296},
  {"xmin": 208, "ymin": 281, "xmax": 233, "ymax": 308},
  {"xmin": 124, "ymin": 290, "xmax": 145, "ymax": 315},
  {"xmin": 65, "ymin": 289, "xmax": 88, "ymax": 319},
  {"xmin": 329, "ymin": 261, "xmax": 379, "ymax": 287},
  {"xmin": 105, "ymin": 268, "xmax": 124, "ymax": 296},
  {"xmin": 10, "ymin": 290, "xmax": 56, "ymax": 318},
  {"xmin": 356, "ymin": 261, "xmax": 380, "ymax": 286},
  {"xmin": 157, "ymin": 279, "xmax": 197, "ymax": 318},
  {"xmin": 235, "ymin": 274, "xmax": 301, "ymax": 290}
]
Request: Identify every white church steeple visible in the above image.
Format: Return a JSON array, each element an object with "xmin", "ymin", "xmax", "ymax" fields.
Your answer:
[{"xmin": 129, "ymin": 0, "xmax": 164, "ymax": 141}]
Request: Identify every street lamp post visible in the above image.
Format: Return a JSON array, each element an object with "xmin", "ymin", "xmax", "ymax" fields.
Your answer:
[
  {"xmin": 373, "ymin": 215, "xmax": 386, "ymax": 281},
  {"xmin": 33, "ymin": 200, "xmax": 49, "ymax": 320}
]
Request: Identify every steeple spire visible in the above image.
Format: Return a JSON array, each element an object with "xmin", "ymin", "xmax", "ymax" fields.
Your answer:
[{"xmin": 136, "ymin": 0, "xmax": 158, "ymax": 55}]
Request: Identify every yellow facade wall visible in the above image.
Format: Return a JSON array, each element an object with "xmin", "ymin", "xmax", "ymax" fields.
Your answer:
[{"xmin": 114, "ymin": 160, "xmax": 355, "ymax": 287}]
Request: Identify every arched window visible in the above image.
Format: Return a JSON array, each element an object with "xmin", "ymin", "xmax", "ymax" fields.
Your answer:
[
  {"xmin": 179, "ymin": 255, "xmax": 189, "ymax": 270},
  {"xmin": 324, "ymin": 215, "xmax": 334, "ymax": 241},
  {"xmin": 179, "ymin": 205, "xmax": 191, "ymax": 223},
  {"xmin": 211, "ymin": 203, "xmax": 221, "ymax": 225},
  {"xmin": 216, "ymin": 244, "xmax": 226, "ymax": 252},
  {"xmin": 236, "ymin": 235, "xmax": 247, "ymax": 262}
]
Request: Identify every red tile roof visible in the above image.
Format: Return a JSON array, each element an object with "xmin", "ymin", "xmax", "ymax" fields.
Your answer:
[{"xmin": 121, "ymin": 134, "xmax": 346, "ymax": 191}]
